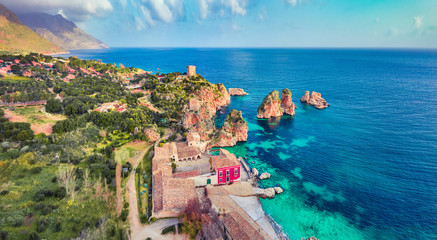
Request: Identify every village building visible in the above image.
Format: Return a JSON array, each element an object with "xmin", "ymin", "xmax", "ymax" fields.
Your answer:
[
  {"xmin": 211, "ymin": 149, "xmax": 241, "ymax": 184},
  {"xmin": 94, "ymin": 101, "xmax": 127, "ymax": 113},
  {"xmin": 187, "ymin": 65, "xmax": 196, "ymax": 77},
  {"xmin": 152, "ymin": 143, "xmax": 197, "ymax": 218}
]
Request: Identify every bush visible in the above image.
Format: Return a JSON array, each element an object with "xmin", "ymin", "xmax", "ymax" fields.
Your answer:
[
  {"xmin": 54, "ymin": 187, "xmax": 66, "ymax": 199},
  {"xmin": 0, "ymin": 190, "xmax": 8, "ymax": 195},
  {"xmin": 161, "ymin": 225, "xmax": 176, "ymax": 235},
  {"xmin": 28, "ymin": 232, "xmax": 40, "ymax": 240},
  {"xmin": 140, "ymin": 214, "xmax": 147, "ymax": 224},
  {"xmin": 120, "ymin": 209, "xmax": 128, "ymax": 222},
  {"xmin": 36, "ymin": 218, "xmax": 47, "ymax": 233}
]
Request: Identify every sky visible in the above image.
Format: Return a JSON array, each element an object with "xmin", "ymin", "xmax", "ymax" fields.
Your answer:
[{"xmin": 2, "ymin": 0, "xmax": 437, "ymax": 48}]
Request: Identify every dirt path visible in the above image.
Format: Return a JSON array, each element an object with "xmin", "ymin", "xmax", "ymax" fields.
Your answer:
[
  {"xmin": 134, "ymin": 218, "xmax": 187, "ymax": 240},
  {"xmin": 116, "ymin": 162, "xmax": 122, "ymax": 216},
  {"xmin": 127, "ymin": 145, "xmax": 152, "ymax": 239}
]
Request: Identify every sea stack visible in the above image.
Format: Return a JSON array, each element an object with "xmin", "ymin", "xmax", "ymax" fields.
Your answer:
[
  {"xmin": 214, "ymin": 109, "xmax": 249, "ymax": 147},
  {"xmin": 281, "ymin": 88, "xmax": 296, "ymax": 116},
  {"xmin": 300, "ymin": 91, "xmax": 328, "ymax": 109},
  {"xmin": 257, "ymin": 90, "xmax": 283, "ymax": 118},
  {"xmin": 229, "ymin": 88, "xmax": 248, "ymax": 96}
]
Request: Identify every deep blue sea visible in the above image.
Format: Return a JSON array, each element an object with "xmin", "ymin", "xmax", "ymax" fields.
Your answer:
[{"xmin": 59, "ymin": 48, "xmax": 437, "ymax": 240}]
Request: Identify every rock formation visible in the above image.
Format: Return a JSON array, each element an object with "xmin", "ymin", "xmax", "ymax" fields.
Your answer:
[
  {"xmin": 182, "ymin": 83, "xmax": 230, "ymax": 141},
  {"xmin": 259, "ymin": 172, "xmax": 271, "ymax": 180},
  {"xmin": 300, "ymin": 91, "xmax": 328, "ymax": 109},
  {"xmin": 300, "ymin": 90, "xmax": 310, "ymax": 104},
  {"xmin": 252, "ymin": 168, "xmax": 259, "ymax": 177},
  {"xmin": 274, "ymin": 187, "xmax": 283, "ymax": 194},
  {"xmin": 257, "ymin": 90, "xmax": 283, "ymax": 119},
  {"xmin": 254, "ymin": 188, "xmax": 276, "ymax": 199},
  {"xmin": 306, "ymin": 237, "xmax": 319, "ymax": 240},
  {"xmin": 228, "ymin": 88, "xmax": 248, "ymax": 96},
  {"xmin": 214, "ymin": 109, "xmax": 248, "ymax": 147},
  {"xmin": 281, "ymin": 88, "xmax": 296, "ymax": 116},
  {"xmin": 144, "ymin": 126, "xmax": 160, "ymax": 142}
]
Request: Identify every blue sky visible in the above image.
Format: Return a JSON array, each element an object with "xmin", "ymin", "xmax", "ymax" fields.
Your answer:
[{"xmin": 3, "ymin": 0, "xmax": 437, "ymax": 48}]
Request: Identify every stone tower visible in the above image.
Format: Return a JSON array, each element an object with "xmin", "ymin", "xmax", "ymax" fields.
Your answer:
[{"xmin": 187, "ymin": 65, "xmax": 196, "ymax": 77}]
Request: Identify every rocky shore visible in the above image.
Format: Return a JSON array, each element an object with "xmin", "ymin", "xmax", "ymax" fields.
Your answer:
[{"xmin": 300, "ymin": 90, "xmax": 329, "ymax": 109}]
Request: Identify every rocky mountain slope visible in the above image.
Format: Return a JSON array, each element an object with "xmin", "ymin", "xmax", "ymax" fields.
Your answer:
[
  {"xmin": 214, "ymin": 109, "xmax": 248, "ymax": 147},
  {"xmin": 0, "ymin": 4, "xmax": 64, "ymax": 54},
  {"xmin": 18, "ymin": 12, "xmax": 108, "ymax": 50}
]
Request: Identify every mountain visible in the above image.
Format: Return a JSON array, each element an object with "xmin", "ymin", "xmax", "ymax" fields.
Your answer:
[
  {"xmin": 0, "ymin": 4, "xmax": 65, "ymax": 54},
  {"xmin": 18, "ymin": 12, "xmax": 108, "ymax": 50}
]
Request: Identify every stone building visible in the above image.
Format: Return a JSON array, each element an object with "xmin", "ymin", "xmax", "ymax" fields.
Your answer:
[
  {"xmin": 211, "ymin": 149, "xmax": 241, "ymax": 184},
  {"xmin": 187, "ymin": 65, "xmax": 196, "ymax": 77}
]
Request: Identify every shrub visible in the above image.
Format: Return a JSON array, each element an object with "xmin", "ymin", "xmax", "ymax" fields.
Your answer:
[
  {"xmin": 28, "ymin": 232, "xmax": 40, "ymax": 240},
  {"xmin": 0, "ymin": 190, "xmax": 8, "ymax": 195},
  {"xmin": 54, "ymin": 187, "xmax": 66, "ymax": 199},
  {"xmin": 120, "ymin": 209, "xmax": 128, "ymax": 222},
  {"xmin": 30, "ymin": 167, "xmax": 42, "ymax": 174},
  {"xmin": 36, "ymin": 219, "xmax": 47, "ymax": 233},
  {"xmin": 54, "ymin": 221, "xmax": 62, "ymax": 232},
  {"xmin": 161, "ymin": 225, "xmax": 176, "ymax": 235},
  {"xmin": 140, "ymin": 214, "xmax": 147, "ymax": 224}
]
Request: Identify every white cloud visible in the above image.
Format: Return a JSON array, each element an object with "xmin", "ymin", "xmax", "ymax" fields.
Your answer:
[
  {"xmin": 120, "ymin": 0, "xmax": 128, "ymax": 8},
  {"xmin": 135, "ymin": 16, "xmax": 146, "ymax": 30},
  {"xmin": 2, "ymin": 0, "xmax": 113, "ymax": 21},
  {"xmin": 196, "ymin": 0, "xmax": 250, "ymax": 20},
  {"xmin": 414, "ymin": 16, "xmax": 424, "ymax": 28},
  {"xmin": 140, "ymin": 6, "xmax": 156, "ymax": 27},
  {"xmin": 135, "ymin": 0, "xmax": 184, "ymax": 28},
  {"xmin": 286, "ymin": 0, "xmax": 298, "ymax": 6}
]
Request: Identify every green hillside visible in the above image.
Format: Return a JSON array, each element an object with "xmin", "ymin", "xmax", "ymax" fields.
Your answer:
[{"xmin": 0, "ymin": 4, "xmax": 65, "ymax": 54}]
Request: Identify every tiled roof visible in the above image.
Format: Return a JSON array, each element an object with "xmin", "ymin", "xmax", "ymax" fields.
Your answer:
[
  {"xmin": 187, "ymin": 132, "xmax": 200, "ymax": 143},
  {"xmin": 173, "ymin": 170, "xmax": 201, "ymax": 179},
  {"xmin": 212, "ymin": 149, "xmax": 240, "ymax": 170}
]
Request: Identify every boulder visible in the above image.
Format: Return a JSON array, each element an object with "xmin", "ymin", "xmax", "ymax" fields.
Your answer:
[
  {"xmin": 257, "ymin": 90, "xmax": 283, "ymax": 119},
  {"xmin": 263, "ymin": 188, "xmax": 276, "ymax": 199},
  {"xmin": 274, "ymin": 187, "xmax": 283, "ymax": 194},
  {"xmin": 144, "ymin": 126, "xmax": 160, "ymax": 142},
  {"xmin": 252, "ymin": 168, "xmax": 259, "ymax": 177},
  {"xmin": 259, "ymin": 172, "xmax": 271, "ymax": 180},
  {"xmin": 229, "ymin": 88, "xmax": 248, "ymax": 96},
  {"xmin": 281, "ymin": 88, "xmax": 296, "ymax": 116}
]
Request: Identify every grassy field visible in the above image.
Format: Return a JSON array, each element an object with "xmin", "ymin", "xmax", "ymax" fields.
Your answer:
[
  {"xmin": 0, "ymin": 153, "xmax": 126, "ymax": 240},
  {"xmin": 3, "ymin": 106, "xmax": 65, "ymax": 135},
  {"xmin": 0, "ymin": 75, "xmax": 32, "ymax": 83}
]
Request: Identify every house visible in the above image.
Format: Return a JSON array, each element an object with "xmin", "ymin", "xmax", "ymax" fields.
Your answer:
[
  {"xmin": 211, "ymin": 149, "xmax": 241, "ymax": 184},
  {"xmin": 187, "ymin": 65, "xmax": 196, "ymax": 77},
  {"xmin": 152, "ymin": 143, "xmax": 197, "ymax": 218}
]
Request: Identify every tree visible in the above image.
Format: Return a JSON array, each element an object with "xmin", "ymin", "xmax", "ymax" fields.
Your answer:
[
  {"xmin": 64, "ymin": 100, "xmax": 88, "ymax": 116},
  {"xmin": 10, "ymin": 65, "xmax": 22, "ymax": 73},
  {"xmin": 55, "ymin": 62, "xmax": 66, "ymax": 72},
  {"xmin": 57, "ymin": 166, "xmax": 77, "ymax": 201},
  {"xmin": 17, "ymin": 130, "xmax": 32, "ymax": 141},
  {"xmin": 45, "ymin": 98, "xmax": 62, "ymax": 113}
]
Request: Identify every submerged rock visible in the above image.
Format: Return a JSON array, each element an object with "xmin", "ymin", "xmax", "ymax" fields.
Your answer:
[
  {"xmin": 300, "ymin": 90, "xmax": 328, "ymax": 109},
  {"xmin": 281, "ymin": 88, "xmax": 296, "ymax": 116},
  {"xmin": 213, "ymin": 109, "xmax": 248, "ymax": 147},
  {"xmin": 257, "ymin": 90, "xmax": 283, "ymax": 119},
  {"xmin": 259, "ymin": 172, "xmax": 271, "ymax": 180},
  {"xmin": 229, "ymin": 88, "xmax": 248, "ymax": 96},
  {"xmin": 306, "ymin": 237, "xmax": 319, "ymax": 240}
]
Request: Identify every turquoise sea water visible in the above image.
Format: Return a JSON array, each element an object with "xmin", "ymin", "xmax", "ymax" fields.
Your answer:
[{"xmin": 59, "ymin": 48, "xmax": 437, "ymax": 240}]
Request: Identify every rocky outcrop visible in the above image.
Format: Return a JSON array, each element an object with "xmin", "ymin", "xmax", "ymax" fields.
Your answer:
[
  {"xmin": 257, "ymin": 90, "xmax": 283, "ymax": 119},
  {"xmin": 300, "ymin": 91, "xmax": 328, "ymax": 109},
  {"xmin": 144, "ymin": 126, "xmax": 160, "ymax": 142},
  {"xmin": 254, "ymin": 187, "xmax": 276, "ymax": 199},
  {"xmin": 300, "ymin": 90, "xmax": 310, "ymax": 104},
  {"xmin": 281, "ymin": 88, "xmax": 296, "ymax": 116},
  {"xmin": 229, "ymin": 88, "xmax": 248, "ymax": 96},
  {"xmin": 182, "ymin": 83, "xmax": 230, "ymax": 141},
  {"xmin": 306, "ymin": 237, "xmax": 319, "ymax": 240},
  {"xmin": 274, "ymin": 187, "xmax": 283, "ymax": 194},
  {"xmin": 259, "ymin": 172, "xmax": 271, "ymax": 180},
  {"xmin": 252, "ymin": 168, "xmax": 259, "ymax": 177},
  {"xmin": 214, "ymin": 109, "xmax": 248, "ymax": 147}
]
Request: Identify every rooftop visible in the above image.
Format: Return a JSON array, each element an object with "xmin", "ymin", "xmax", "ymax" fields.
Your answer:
[{"xmin": 212, "ymin": 149, "xmax": 240, "ymax": 170}]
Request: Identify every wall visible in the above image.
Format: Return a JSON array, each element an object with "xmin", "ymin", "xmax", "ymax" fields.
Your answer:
[{"xmin": 217, "ymin": 165, "xmax": 240, "ymax": 184}]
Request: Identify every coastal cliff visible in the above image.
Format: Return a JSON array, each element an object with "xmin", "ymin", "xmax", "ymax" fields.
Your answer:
[
  {"xmin": 300, "ymin": 90, "xmax": 328, "ymax": 109},
  {"xmin": 257, "ymin": 90, "xmax": 283, "ymax": 119},
  {"xmin": 182, "ymin": 82, "xmax": 230, "ymax": 140},
  {"xmin": 281, "ymin": 88, "xmax": 296, "ymax": 116},
  {"xmin": 214, "ymin": 109, "xmax": 248, "ymax": 147}
]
